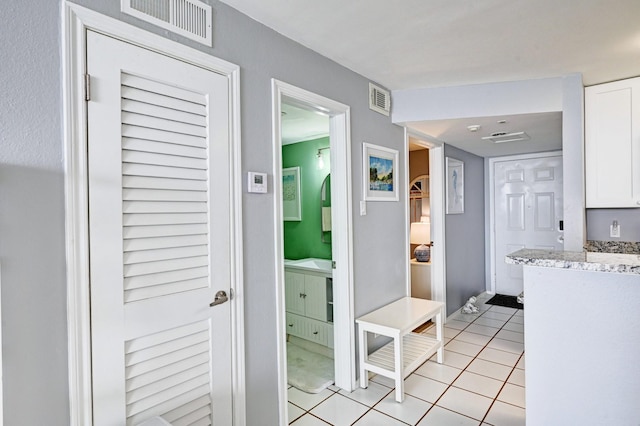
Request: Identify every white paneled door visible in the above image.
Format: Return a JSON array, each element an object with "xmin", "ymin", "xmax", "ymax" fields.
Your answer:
[
  {"xmin": 494, "ymin": 155, "xmax": 563, "ymax": 296},
  {"xmin": 87, "ymin": 30, "xmax": 232, "ymax": 425}
]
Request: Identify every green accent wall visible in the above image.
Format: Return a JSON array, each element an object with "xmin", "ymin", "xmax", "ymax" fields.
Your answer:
[{"xmin": 283, "ymin": 137, "xmax": 332, "ymax": 260}]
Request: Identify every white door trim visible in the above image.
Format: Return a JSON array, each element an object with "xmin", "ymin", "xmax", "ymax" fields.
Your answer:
[
  {"xmin": 488, "ymin": 150, "xmax": 562, "ymax": 294},
  {"xmin": 404, "ymin": 130, "xmax": 447, "ymax": 313},
  {"xmin": 271, "ymin": 79, "xmax": 355, "ymax": 425},
  {"xmin": 62, "ymin": 3, "xmax": 245, "ymax": 425}
]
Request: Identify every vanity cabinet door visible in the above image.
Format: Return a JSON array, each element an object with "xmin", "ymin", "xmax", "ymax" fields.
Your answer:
[
  {"xmin": 285, "ymin": 271, "xmax": 306, "ymax": 316},
  {"xmin": 585, "ymin": 76, "xmax": 640, "ymax": 207},
  {"xmin": 285, "ymin": 271, "xmax": 328, "ymax": 321},
  {"xmin": 303, "ymin": 275, "xmax": 328, "ymax": 322}
]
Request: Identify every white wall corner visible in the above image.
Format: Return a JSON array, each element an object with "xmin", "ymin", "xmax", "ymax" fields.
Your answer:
[{"xmin": 561, "ymin": 73, "xmax": 586, "ymax": 251}]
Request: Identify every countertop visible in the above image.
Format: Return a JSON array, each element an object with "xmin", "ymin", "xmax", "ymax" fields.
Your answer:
[{"xmin": 505, "ymin": 248, "xmax": 640, "ymax": 274}]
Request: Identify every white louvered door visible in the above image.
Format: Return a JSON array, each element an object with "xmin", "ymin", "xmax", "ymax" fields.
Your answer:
[
  {"xmin": 87, "ymin": 31, "xmax": 233, "ymax": 425},
  {"xmin": 494, "ymin": 155, "xmax": 564, "ymax": 296}
]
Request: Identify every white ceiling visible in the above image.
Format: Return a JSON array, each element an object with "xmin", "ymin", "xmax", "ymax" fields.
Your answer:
[
  {"xmin": 223, "ymin": 0, "xmax": 640, "ymax": 156},
  {"xmin": 281, "ymin": 103, "xmax": 329, "ymax": 145},
  {"xmin": 408, "ymin": 111, "xmax": 563, "ymax": 157}
]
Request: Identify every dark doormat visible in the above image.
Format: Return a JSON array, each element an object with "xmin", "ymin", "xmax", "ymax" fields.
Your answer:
[{"xmin": 486, "ymin": 294, "xmax": 523, "ymax": 310}]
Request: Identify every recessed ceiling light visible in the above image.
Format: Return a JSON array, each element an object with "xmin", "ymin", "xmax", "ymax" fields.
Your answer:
[
  {"xmin": 467, "ymin": 125, "xmax": 481, "ymax": 132},
  {"xmin": 497, "ymin": 119, "xmax": 507, "ymax": 124}
]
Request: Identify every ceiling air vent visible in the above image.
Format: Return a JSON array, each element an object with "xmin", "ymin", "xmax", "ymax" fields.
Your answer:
[
  {"xmin": 369, "ymin": 83, "xmax": 391, "ymax": 116},
  {"xmin": 481, "ymin": 131, "xmax": 530, "ymax": 144},
  {"xmin": 122, "ymin": 0, "xmax": 212, "ymax": 46}
]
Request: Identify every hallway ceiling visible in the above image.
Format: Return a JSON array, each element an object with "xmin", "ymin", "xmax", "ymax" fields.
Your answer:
[{"xmin": 223, "ymin": 0, "xmax": 640, "ymax": 156}]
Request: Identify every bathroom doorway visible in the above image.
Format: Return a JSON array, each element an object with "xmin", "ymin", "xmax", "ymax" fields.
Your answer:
[
  {"xmin": 272, "ymin": 80, "xmax": 355, "ymax": 423},
  {"xmin": 281, "ymin": 102, "xmax": 334, "ymax": 393}
]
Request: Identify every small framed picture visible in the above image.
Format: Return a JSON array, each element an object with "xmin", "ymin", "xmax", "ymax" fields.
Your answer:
[
  {"xmin": 363, "ymin": 142, "xmax": 399, "ymax": 201},
  {"xmin": 282, "ymin": 166, "xmax": 301, "ymax": 221},
  {"xmin": 446, "ymin": 157, "xmax": 464, "ymax": 214}
]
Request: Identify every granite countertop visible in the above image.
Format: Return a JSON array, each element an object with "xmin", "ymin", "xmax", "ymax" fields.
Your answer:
[{"xmin": 506, "ymin": 248, "xmax": 640, "ymax": 274}]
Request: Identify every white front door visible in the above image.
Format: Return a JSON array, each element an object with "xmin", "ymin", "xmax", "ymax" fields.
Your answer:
[
  {"xmin": 87, "ymin": 30, "xmax": 233, "ymax": 425},
  {"xmin": 494, "ymin": 155, "xmax": 564, "ymax": 296}
]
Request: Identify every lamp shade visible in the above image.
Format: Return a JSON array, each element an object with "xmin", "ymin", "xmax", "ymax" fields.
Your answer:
[{"xmin": 410, "ymin": 222, "xmax": 431, "ymax": 245}]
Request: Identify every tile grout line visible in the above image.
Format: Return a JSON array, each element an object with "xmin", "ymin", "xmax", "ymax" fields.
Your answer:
[
  {"xmin": 289, "ymin": 303, "xmax": 524, "ymax": 425},
  {"xmin": 413, "ymin": 304, "xmax": 523, "ymax": 424}
]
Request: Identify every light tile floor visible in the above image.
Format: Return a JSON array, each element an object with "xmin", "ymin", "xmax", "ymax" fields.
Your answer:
[{"xmin": 288, "ymin": 294, "xmax": 525, "ymax": 425}]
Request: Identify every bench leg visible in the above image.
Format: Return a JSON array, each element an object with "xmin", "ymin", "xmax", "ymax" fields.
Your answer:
[
  {"xmin": 358, "ymin": 328, "xmax": 369, "ymax": 389},
  {"xmin": 393, "ymin": 335, "xmax": 404, "ymax": 402},
  {"xmin": 435, "ymin": 310, "xmax": 444, "ymax": 363}
]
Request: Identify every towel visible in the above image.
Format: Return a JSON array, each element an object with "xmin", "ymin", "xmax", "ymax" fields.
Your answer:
[{"xmin": 322, "ymin": 207, "xmax": 332, "ymax": 231}]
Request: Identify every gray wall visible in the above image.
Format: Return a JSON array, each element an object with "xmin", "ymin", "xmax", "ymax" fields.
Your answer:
[
  {"xmin": 444, "ymin": 145, "xmax": 486, "ymax": 316},
  {"xmin": 0, "ymin": 1, "xmax": 70, "ymax": 425},
  {"xmin": 586, "ymin": 208, "xmax": 640, "ymax": 242},
  {"xmin": 1, "ymin": 1, "xmax": 406, "ymax": 424}
]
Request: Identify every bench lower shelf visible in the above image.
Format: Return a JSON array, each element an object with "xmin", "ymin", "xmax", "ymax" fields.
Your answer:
[{"xmin": 363, "ymin": 333, "xmax": 441, "ymax": 380}]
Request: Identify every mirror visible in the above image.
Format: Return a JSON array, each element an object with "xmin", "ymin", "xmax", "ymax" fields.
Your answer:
[{"xmin": 321, "ymin": 174, "xmax": 331, "ymax": 244}]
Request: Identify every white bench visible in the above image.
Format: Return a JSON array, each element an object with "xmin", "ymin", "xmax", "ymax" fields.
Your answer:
[{"xmin": 356, "ymin": 297, "xmax": 444, "ymax": 402}]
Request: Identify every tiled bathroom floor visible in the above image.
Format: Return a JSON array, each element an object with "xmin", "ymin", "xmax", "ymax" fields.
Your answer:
[{"xmin": 287, "ymin": 294, "xmax": 525, "ymax": 425}]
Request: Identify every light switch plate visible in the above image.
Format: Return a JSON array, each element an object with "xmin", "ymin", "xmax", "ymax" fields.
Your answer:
[{"xmin": 360, "ymin": 200, "xmax": 367, "ymax": 216}]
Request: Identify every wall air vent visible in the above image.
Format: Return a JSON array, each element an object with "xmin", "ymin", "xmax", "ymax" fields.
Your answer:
[
  {"xmin": 481, "ymin": 131, "xmax": 530, "ymax": 144},
  {"xmin": 369, "ymin": 83, "xmax": 391, "ymax": 116},
  {"xmin": 122, "ymin": 0, "xmax": 212, "ymax": 46}
]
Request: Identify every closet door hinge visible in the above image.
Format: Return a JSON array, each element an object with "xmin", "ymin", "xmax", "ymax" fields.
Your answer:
[{"xmin": 84, "ymin": 73, "xmax": 91, "ymax": 101}]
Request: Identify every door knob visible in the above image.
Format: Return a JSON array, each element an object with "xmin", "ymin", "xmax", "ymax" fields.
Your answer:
[{"xmin": 210, "ymin": 290, "xmax": 229, "ymax": 307}]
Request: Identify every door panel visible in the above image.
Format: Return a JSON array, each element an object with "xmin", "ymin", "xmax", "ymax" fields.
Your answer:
[
  {"xmin": 87, "ymin": 30, "xmax": 232, "ymax": 425},
  {"xmin": 494, "ymin": 156, "xmax": 563, "ymax": 295}
]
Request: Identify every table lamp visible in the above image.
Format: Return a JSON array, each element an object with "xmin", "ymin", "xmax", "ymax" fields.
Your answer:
[{"xmin": 410, "ymin": 221, "xmax": 431, "ymax": 262}]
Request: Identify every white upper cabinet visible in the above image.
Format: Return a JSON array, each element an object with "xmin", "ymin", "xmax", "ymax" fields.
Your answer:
[{"xmin": 585, "ymin": 76, "xmax": 640, "ymax": 207}]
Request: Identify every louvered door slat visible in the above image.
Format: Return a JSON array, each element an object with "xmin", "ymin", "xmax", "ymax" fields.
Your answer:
[
  {"xmin": 127, "ymin": 377, "xmax": 210, "ymax": 417},
  {"xmin": 124, "ymin": 201, "xmax": 208, "ymax": 215},
  {"xmin": 124, "ymin": 223, "xmax": 208, "ymax": 239},
  {"xmin": 123, "ymin": 189, "xmax": 207, "ymax": 203},
  {"xmin": 124, "ymin": 175, "xmax": 208, "ymax": 191},
  {"xmin": 125, "ymin": 278, "xmax": 209, "ymax": 302},
  {"xmin": 122, "ymin": 99, "xmax": 207, "ymax": 127},
  {"xmin": 123, "ymin": 138, "xmax": 207, "ymax": 159},
  {"xmin": 124, "ymin": 245, "xmax": 208, "ymax": 264},
  {"xmin": 185, "ymin": 416, "xmax": 212, "ymax": 426},
  {"xmin": 127, "ymin": 385, "xmax": 211, "ymax": 426},
  {"xmin": 122, "ymin": 73, "xmax": 206, "ymax": 106},
  {"xmin": 123, "ymin": 112, "xmax": 207, "ymax": 138},
  {"xmin": 171, "ymin": 406, "xmax": 212, "ymax": 426},
  {"xmin": 126, "ymin": 332, "xmax": 208, "ymax": 366},
  {"xmin": 126, "ymin": 320, "xmax": 207, "ymax": 354},
  {"xmin": 123, "ymin": 212, "xmax": 208, "ymax": 226},
  {"xmin": 126, "ymin": 354, "xmax": 209, "ymax": 391},
  {"xmin": 123, "ymin": 234, "xmax": 208, "ymax": 251},
  {"xmin": 122, "ymin": 124, "xmax": 206, "ymax": 147},
  {"xmin": 124, "ymin": 267, "xmax": 208, "ymax": 291},
  {"xmin": 124, "ymin": 256, "xmax": 208, "ymax": 278},
  {"xmin": 126, "ymin": 341, "xmax": 209, "ymax": 380},
  {"xmin": 127, "ymin": 363, "xmax": 210, "ymax": 405},
  {"xmin": 121, "ymin": 86, "xmax": 205, "ymax": 116},
  {"xmin": 123, "ymin": 150, "xmax": 208, "ymax": 170},
  {"xmin": 123, "ymin": 163, "xmax": 208, "ymax": 181},
  {"xmin": 162, "ymin": 395, "xmax": 211, "ymax": 424}
]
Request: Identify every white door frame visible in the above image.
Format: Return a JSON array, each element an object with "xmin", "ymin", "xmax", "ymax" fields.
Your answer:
[
  {"xmin": 62, "ymin": 3, "xmax": 245, "ymax": 425},
  {"xmin": 404, "ymin": 130, "xmax": 447, "ymax": 313},
  {"xmin": 271, "ymin": 80, "xmax": 355, "ymax": 424},
  {"xmin": 488, "ymin": 150, "xmax": 563, "ymax": 294}
]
